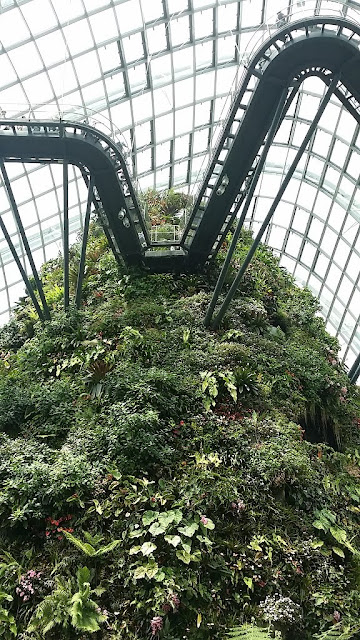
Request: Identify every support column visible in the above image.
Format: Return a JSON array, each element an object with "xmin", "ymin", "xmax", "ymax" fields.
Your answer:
[
  {"xmin": 204, "ymin": 86, "xmax": 289, "ymax": 326},
  {"xmin": 211, "ymin": 74, "xmax": 339, "ymax": 330},
  {"xmin": 0, "ymin": 215, "xmax": 45, "ymax": 321},
  {"xmin": 0, "ymin": 161, "xmax": 50, "ymax": 320},
  {"xmin": 63, "ymin": 160, "xmax": 69, "ymax": 310},
  {"xmin": 75, "ymin": 176, "xmax": 94, "ymax": 309},
  {"xmin": 349, "ymin": 353, "xmax": 360, "ymax": 384}
]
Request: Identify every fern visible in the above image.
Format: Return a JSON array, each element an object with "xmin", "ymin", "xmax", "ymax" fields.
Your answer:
[
  {"xmin": 28, "ymin": 567, "xmax": 105, "ymax": 635},
  {"xmin": 27, "ymin": 576, "xmax": 72, "ymax": 634},
  {"xmin": 64, "ymin": 530, "xmax": 121, "ymax": 556},
  {"xmin": 225, "ymin": 624, "xmax": 274, "ymax": 639}
]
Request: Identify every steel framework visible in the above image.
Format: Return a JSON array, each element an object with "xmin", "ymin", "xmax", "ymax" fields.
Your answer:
[{"xmin": 1, "ymin": 15, "xmax": 360, "ymax": 381}]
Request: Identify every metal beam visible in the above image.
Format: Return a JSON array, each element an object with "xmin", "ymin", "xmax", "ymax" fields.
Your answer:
[
  {"xmin": 0, "ymin": 213, "xmax": 45, "ymax": 321},
  {"xmin": 211, "ymin": 74, "xmax": 340, "ymax": 330},
  {"xmin": 75, "ymin": 176, "xmax": 94, "ymax": 309},
  {"xmin": 349, "ymin": 352, "xmax": 360, "ymax": 384},
  {"xmin": 204, "ymin": 86, "xmax": 289, "ymax": 326},
  {"xmin": 0, "ymin": 161, "xmax": 51, "ymax": 320},
  {"xmin": 79, "ymin": 170, "xmax": 123, "ymax": 267},
  {"xmin": 63, "ymin": 160, "xmax": 69, "ymax": 310}
]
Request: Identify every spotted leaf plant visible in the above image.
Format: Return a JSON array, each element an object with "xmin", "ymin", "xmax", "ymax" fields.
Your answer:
[{"xmin": 128, "ymin": 507, "xmax": 215, "ymax": 580}]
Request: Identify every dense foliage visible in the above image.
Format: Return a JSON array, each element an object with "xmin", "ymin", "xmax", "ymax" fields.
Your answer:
[
  {"xmin": 142, "ymin": 188, "xmax": 192, "ymax": 226},
  {"xmin": 0, "ymin": 209, "xmax": 359, "ymax": 640}
]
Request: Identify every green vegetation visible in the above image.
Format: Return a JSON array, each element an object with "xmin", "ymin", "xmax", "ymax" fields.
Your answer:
[{"xmin": 0, "ymin": 203, "xmax": 359, "ymax": 639}]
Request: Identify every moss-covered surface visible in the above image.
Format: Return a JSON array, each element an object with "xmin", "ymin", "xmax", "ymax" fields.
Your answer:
[{"xmin": 0, "ymin": 223, "xmax": 359, "ymax": 639}]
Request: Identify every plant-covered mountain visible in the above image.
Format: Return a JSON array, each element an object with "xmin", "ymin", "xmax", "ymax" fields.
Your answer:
[{"xmin": 0, "ymin": 211, "xmax": 359, "ymax": 640}]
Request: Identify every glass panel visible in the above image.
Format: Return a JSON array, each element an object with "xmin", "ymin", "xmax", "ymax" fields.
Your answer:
[
  {"xmin": 195, "ymin": 42, "xmax": 213, "ymax": 70},
  {"xmin": 314, "ymin": 252, "xmax": 329, "ymax": 278},
  {"xmin": 217, "ymin": 36, "xmax": 236, "ymax": 64},
  {"xmin": 62, "ymin": 20, "xmax": 94, "ymax": 55},
  {"xmin": 301, "ymin": 241, "xmax": 317, "ymax": 265},
  {"xmin": 153, "ymin": 86, "xmax": 173, "ymax": 115},
  {"xmin": 21, "ymin": 0, "xmax": 57, "ymax": 35},
  {"xmin": 217, "ymin": 3, "xmax": 238, "ymax": 32},
  {"xmin": 336, "ymin": 109, "xmax": 356, "ymax": 142},
  {"xmin": 175, "ymin": 105, "xmax": 193, "ymax": 135},
  {"xmin": 347, "ymin": 151, "xmax": 359, "ymax": 179},
  {"xmin": 89, "ymin": 8, "xmax": 119, "ymax": 43},
  {"xmin": 196, "ymin": 71, "xmax": 215, "ymax": 101},
  {"xmin": 0, "ymin": 8, "xmax": 30, "ymax": 47},
  {"xmin": 194, "ymin": 9, "xmax": 213, "ymax": 39},
  {"xmin": 98, "ymin": 43, "xmax": 120, "ymax": 73},
  {"xmin": 110, "ymin": 102, "xmax": 132, "ymax": 129},
  {"xmin": 136, "ymin": 148, "xmax": 152, "ymax": 173},
  {"xmin": 22, "ymin": 73, "xmax": 54, "ymax": 105},
  {"xmin": 147, "ymin": 24, "xmax": 168, "ymax": 54},
  {"xmin": 105, "ymin": 75, "xmax": 126, "ymax": 101},
  {"xmin": 173, "ymin": 48, "xmax": 193, "ymax": 80},
  {"xmin": 49, "ymin": 62, "xmax": 77, "ymax": 96},
  {"xmin": 74, "ymin": 52, "xmax": 101, "ymax": 85},
  {"xmin": 312, "ymin": 129, "xmax": 332, "ymax": 156},
  {"xmin": 151, "ymin": 55, "xmax": 172, "ymax": 87},
  {"xmin": 141, "ymin": 0, "xmax": 164, "ymax": 22},
  {"xmin": 8, "ymin": 42, "xmax": 43, "ymax": 77},
  {"xmin": 156, "ymin": 112, "xmax": 173, "ymax": 142},
  {"xmin": 128, "ymin": 64, "xmax": 148, "ymax": 93},
  {"xmin": 171, "ymin": 16, "xmax": 190, "ymax": 46},
  {"xmin": 132, "ymin": 93, "xmax": 152, "ymax": 123},
  {"xmin": 286, "ymin": 232, "xmax": 302, "ymax": 258},
  {"xmin": 193, "ymin": 129, "xmax": 208, "ymax": 154},
  {"xmin": 168, "ymin": 0, "xmax": 189, "ymax": 12},
  {"xmin": 297, "ymin": 94, "xmax": 321, "ymax": 121},
  {"xmin": 241, "ymin": 0, "xmax": 263, "ymax": 27},
  {"xmin": 156, "ymin": 141, "xmax": 171, "ymax": 166},
  {"xmin": 53, "ymin": 0, "xmax": 84, "ymax": 22},
  {"xmin": 175, "ymin": 135, "xmax": 190, "ymax": 160},
  {"xmin": 123, "ymin": 33, "xmax": 145, "ymax": 63},
  {"xmin": 331, "ymin": 139, "xmax": 349, "ymax": 168},
  {"xmin": 115, "ymin": 0, "xmax": 143, "ymax": 34}
]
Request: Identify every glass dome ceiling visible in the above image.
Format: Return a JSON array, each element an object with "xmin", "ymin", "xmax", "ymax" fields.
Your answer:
[{"xmin": 0, "ymin": 0, "xmax": 360, "ymax": 375}]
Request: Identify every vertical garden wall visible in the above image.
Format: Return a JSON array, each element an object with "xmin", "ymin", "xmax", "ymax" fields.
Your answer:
[{"xmin": 0, "ymin": 210, "xmax": 359, "ymax": 639}]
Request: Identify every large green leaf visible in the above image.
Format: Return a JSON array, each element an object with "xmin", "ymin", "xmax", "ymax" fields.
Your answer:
[
  {"xmin": 140, "ymin": 541, "xmax": 157, "ymax": 556},
  {"xmin": 77, "ymin": 566, "xmax": 91, "ymax": 589},
  {"xmin": 177, "ymin": 522, "xmax": 198, "ymax": 537},
  {"xmin": 134, "ymin": 566, "xmax": 147, "ymax": 580},
  {"xmin": 129, "ymin": 546, "xmax": 141, "ymax": 555},
  {"xmin": 149, "ymin": 522, "xmax": 166, "ymax": 536},
  {"xmin": 330, "ymin": 526, "xmax": 347, "ymax": 545},
  {"xmin": 201, "ymin": 518, "xmax": 215, "ymax": 530},
  {"xmin": 164, "ymin": 535, "xmax": 181, "ymax": 547},
  {"xmin": 176, "ymin": 549, "xmax": 191, "ymax": 564},
  {"xmin": 158, "ymin": 510, "xmax": 181, "ymax": 528},
  {"xmin": 243, "ymin": 576, "xmax": 254, "ymax": 591},
  {"xmin": 142, "ymin": 511, "xmax": 159, "ymax": 526},
  {"xmin": 145, "ymin": 561, "xmax": 159, "ymax": 578}
]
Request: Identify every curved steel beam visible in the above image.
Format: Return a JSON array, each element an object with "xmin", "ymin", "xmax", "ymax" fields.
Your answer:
[
  {"xmin": 182, "ymin": 16, "xmax": 360, "ymax": 268},
  {"xmin": 0, "ymin": 120, "xmax": 150, "ymax": 264}
]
